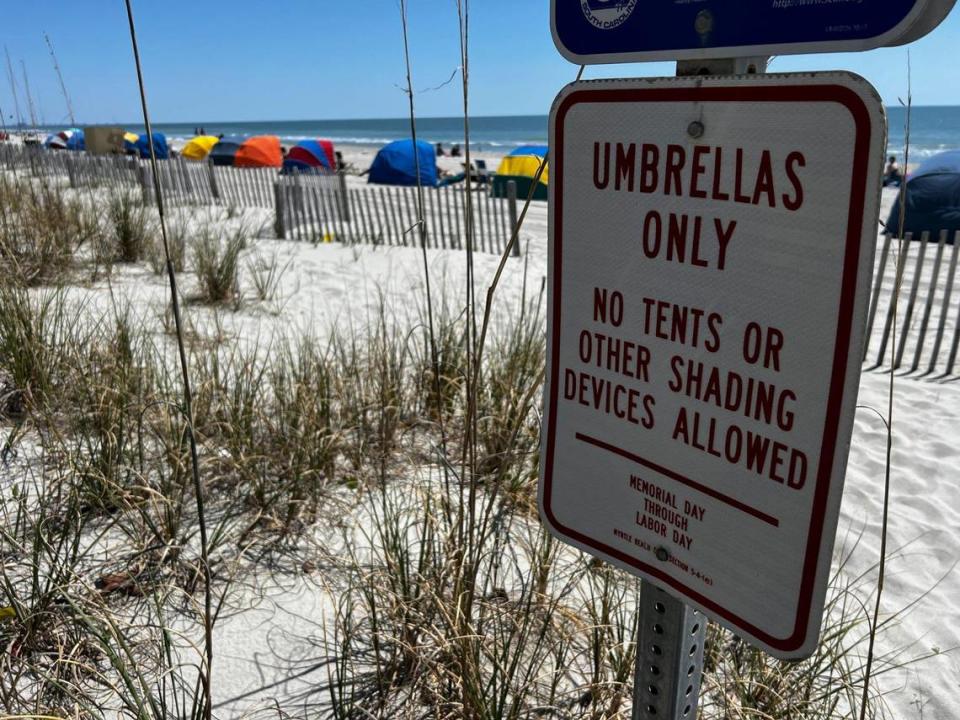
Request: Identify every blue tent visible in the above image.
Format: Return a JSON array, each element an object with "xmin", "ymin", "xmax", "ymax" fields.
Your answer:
[
  {"xmin": 510, "ymin": 145, "xmax": 548, "ymax": 157},
  {"xmin": 134, "ymin": 132, "xmax": 169, "ymax": 160},
  {"xmin": 886, "ymin": 150, "xmax": 960, "ymax": 240},
  {"xmin": 66, "ymin": 129, "xmax": 85, "ymax": 152},
  {"xmin": 368, "ymin": 139, "xmax": 437, "ymax": 187}
]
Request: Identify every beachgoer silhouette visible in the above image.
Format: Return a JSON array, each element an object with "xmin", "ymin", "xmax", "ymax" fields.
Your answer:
[
  {"xmin": 884, "ymin": 155, "xmax": 903, "ymax": 187},
  {"xmin": 436, "ymin": 142, "xmax": 445, "ymax": 157},
  {"xmin": 451, "ymin": 144, "xmax": 461, "ymax": 157}
]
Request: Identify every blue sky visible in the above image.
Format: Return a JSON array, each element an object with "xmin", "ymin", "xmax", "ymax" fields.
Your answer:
[{"xmin": 0, "ymin": 1, "xmax": 957, "ymax": 125}]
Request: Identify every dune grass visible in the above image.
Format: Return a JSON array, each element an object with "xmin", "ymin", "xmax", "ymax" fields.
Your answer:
[{"xmin": 0, "ymin": 137, "xmax": 940, "ymax": 720}]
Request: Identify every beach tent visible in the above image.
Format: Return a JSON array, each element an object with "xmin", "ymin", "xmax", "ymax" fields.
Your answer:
[
  {"xmin": 236, "ymin": 135, "xmax": 282, "ymax": 168},
  {"xmin": 66, "ymin": 129, "xmax": 85, "ymax": 152},
  {"xmin": 886, "ymin": 150, "xmax": 960, "ymax": 239},
  {"xmin": 123, "ymin": 132, "xmax": 140, "ymax": 154},
  {"xmin": 368, "ymin": 139, "xmax": 437, "ymax": 187},
  {"xmin": 209, "ymin": 136, "xmax": 244, "ymax": 166},
  {"xmin": 133, "ymin": 132, "xmax": 169, "ymax": 160},
  {"xmin": 44, "ymin": 129, "xmax": 75, "ymax": 149},
  {"xmin": 282, "ymin": 139, "xmax": 336, "ymax": 174},
  {"xmin": 210, "ymin": 135, "xmax": 282, "ymax": 168},
  {"xmin": 182, "ymin": 135, "xmax": 219, "ymax": 161},
  {"xmin": 492, "ymin": 145, "xmax": 548, "ymax": 201}
]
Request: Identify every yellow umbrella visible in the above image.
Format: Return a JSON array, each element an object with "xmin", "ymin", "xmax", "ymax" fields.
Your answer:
[
  {"xmin": 496, "ymin": 154, "xmax": 549, "ymax": 184},
  {"xmin": 182, "ymin": 135, "xmax": 219, "ymax": 161}
]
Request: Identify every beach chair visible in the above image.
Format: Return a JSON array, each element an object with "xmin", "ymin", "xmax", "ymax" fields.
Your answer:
[
  {"xmin": 476, "ymin": 159, "xmax": 491, "ymax": 186},
  {"xmin": 463, "ymin": 160, "xmax": 492, "ymax": 187}
]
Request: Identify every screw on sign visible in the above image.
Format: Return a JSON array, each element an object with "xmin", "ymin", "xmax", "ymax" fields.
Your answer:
[
  {"xmin": 538, "ymin": 73, "xmax": 886, "ymax": 662},
  {"xmin": 552, "ymin": 0, "xmax": 957, "ymax": 63}
]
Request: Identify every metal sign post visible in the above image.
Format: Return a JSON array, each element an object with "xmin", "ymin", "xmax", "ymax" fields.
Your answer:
[{"xmin": 633, "ymin": 583, "xmax": 707, "ymax": 720}]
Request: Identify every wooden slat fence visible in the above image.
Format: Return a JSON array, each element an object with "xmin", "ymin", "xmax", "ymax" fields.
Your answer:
[
  {"xmin": 863, "ymin": 231, "xmax": 960, "ymax": 380},
  {"xmin": 275, "ymin": 176, "xmax": 521, "ymax": 256},
  {"xmin": 2, "ymin": 144, "xmax": 525, "ymax": 256}
]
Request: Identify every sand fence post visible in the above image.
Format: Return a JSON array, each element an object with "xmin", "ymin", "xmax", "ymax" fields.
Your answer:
[
  {"xmin": 943, "ymin": 249, "xmax": 960, "ymax": 377},
  {"xmin": 872, "ymin": 235, "xmax": 913, "ymax": 369},
  {"xmin": 926, "ymin": 233, "xmax": 960, "ymax": 376},
  {"xmin": 207, "ymin": 156, "xmax": 220, "ymax": 202},
  {"xmin": 65, "ymin": 155, "xmax": 77, "ymax": 188},
  {"xmin": 178, "ymin": 156, "xmax": 194, "ymax": 202},
  {"xmin": 139, "ymin": 164, "xmax": 152, "ymax": 204},
  {"xmin": 893, "ymin": 231, "xmax": 932, "ymax": 370},
  {"xmin": 273, "ymin": 181, "xmax": 286, "ymax": 240},
  {"xmin": 908, "ymin": 229, "xmax": 949, "ymax": 373},
  {"xmin": 863, "ymin": 233, "xmax": 892, "ymax": 362},
  {"xmin": 507, "ymin": 180, "xmax": 521, "ymax": 257},
  {"xmin": 338, "ymin": 168, "xmax": 351, "ymax": 222},
  {"xmin": 127, "ymin": 157, "xmax": 139, "ymax": 188}
]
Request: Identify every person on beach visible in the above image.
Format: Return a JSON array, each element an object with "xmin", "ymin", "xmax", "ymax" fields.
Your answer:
[
  {"xmin": 436, "ymin": 142, "xmax": 445, "ymax": 157},
  {"xmin": 451, "ymin": 143, "xmax": 461, "ymax": 157},
  {"xmin": 884, "ymin": 155, "xmax": 903, "ymax": 187}
]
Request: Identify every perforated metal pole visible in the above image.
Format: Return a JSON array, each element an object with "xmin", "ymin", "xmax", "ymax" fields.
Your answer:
[{"xmin": 632, "ymin": 583, "xmax": 707, "ymax": 720}]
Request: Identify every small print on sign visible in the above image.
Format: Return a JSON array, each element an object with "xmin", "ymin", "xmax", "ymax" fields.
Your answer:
[
  {"xmin": 539, "ymin": 73, "xmax": 885, "ymax": 659},
  {"xmin": 581, "ymin": 0, "xmax": 638, "ymax": 30}
]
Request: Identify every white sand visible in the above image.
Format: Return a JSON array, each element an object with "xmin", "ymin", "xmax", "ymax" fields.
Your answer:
[{"xmin": 3, "ymin": 144, "xmax": 957, "ymax": 717}]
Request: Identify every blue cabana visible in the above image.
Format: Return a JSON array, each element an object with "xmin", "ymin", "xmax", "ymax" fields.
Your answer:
[
  {"xmin": 368, "ymin": 139, "xmax": 437, "ymax": 187},
  {"xmin": 134, "ymin": 132, "xmax": 169, "ymax": 160},
  {"xmin": 886, "ymin": 150, "xmax": 960, "ymax": 239},
  {"xmin": 510, "ymin": 145, "xmax": 548, "ymax": 158},
  {"xmin": 66, "ymin": 129, "xmax": 85, "ymax": 152}
]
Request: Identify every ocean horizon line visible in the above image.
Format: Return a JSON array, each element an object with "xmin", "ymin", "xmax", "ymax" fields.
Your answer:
[{"xmin": 36, "ymin": 104, "xmax": 960, "ymax": 128}]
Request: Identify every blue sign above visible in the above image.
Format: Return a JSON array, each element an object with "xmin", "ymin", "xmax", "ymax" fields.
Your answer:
[{"xmin": 552, "ymin": 0, "xmax": 938, "ymax": 63}]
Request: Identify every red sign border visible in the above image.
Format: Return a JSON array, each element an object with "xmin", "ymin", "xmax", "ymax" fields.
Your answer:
[{"xmin": 542, "ymin": 82, "xmax": 873, "ymax": 654}]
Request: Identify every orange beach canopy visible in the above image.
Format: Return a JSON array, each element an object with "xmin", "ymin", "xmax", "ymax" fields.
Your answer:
[{"xmin": 235, "ymin": 135, "xmax": 282, "ymax": 168}]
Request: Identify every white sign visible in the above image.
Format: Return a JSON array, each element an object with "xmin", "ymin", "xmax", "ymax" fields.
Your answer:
[{"xmin": 539, "ymin": 73, "xmax": 885, "ymax": 659}]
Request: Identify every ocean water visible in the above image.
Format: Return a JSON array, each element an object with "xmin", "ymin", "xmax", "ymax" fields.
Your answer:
[
  {"xmin": 76, "ymin": 106, "xmax": 959, "ymax": 160},
  {"xmin": 124, "ymin": 116, "xmax": 549, "ymax": 153},
  {"xmin": 886, "ymin": 106, "xmax": 960, "ymax": 162}
]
